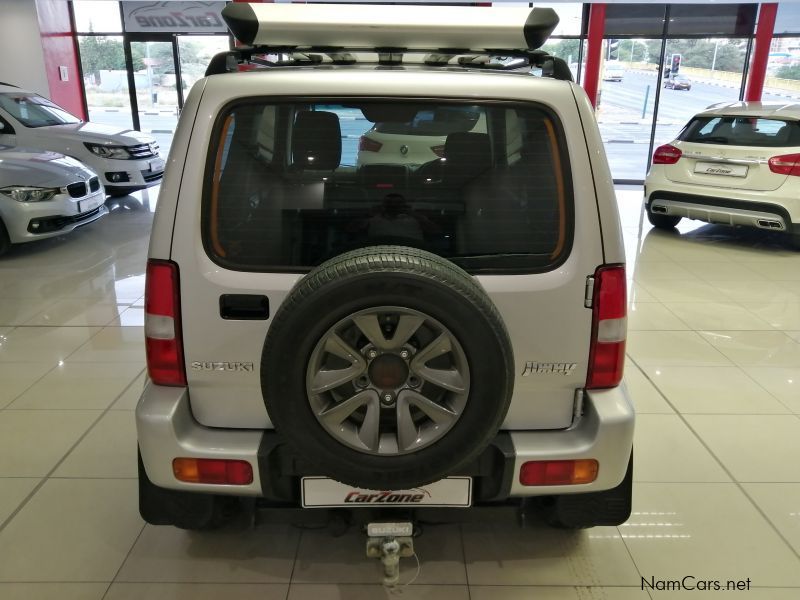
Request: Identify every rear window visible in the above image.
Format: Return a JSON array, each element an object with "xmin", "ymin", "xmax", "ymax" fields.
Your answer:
[
  {"xmin": 203, "ymin": 99, "xmax": 572, "ymax": 274},
  {"xmin": 680, "ymin": 116, "xmax": 800, "ymax": 147}
]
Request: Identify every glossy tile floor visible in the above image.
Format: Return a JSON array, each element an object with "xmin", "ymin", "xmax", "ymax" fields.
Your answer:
[{"xmin": 0, "ymin": 186, "xmax": 799, "ymax": 599}]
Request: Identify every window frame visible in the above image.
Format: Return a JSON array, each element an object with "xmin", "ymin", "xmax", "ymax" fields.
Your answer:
[{"xmin": 201, "ymin": 95, "xmax": 575, "ymax": 276}]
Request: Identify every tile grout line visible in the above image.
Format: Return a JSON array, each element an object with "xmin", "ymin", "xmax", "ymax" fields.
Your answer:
[
  {"xmin": 0, "ymin": 366, "xmax": 145, "ymax": 536},
  {"xmin": 628, "ymin": 353, "xmax": 800, "ymax": 563},
  {"xmin": 285, "ymin": 522, "xmax": 304, "ymax": 598},
  {"xmin": 458, "ymin": 523, "xmax": 472, "ymax": 599},
  {"xmin": 100, "ymin": 522, "xmax": 147, "ymax": 600}
]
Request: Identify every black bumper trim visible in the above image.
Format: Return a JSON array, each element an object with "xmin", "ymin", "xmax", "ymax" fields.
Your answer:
[{"xmin": 256, "ymin": 431, "xmax": 516, "ymax": 505}]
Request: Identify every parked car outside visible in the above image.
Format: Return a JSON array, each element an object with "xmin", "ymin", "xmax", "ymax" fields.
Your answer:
[
  {"xmin": 603, "ymin": 63, "xmax": 625, "ymax": 82},
  {"xmin": 664, "ymin": 74, "xmax": 691, "ymax": 90},
  {"xmin": 0, "ymin": 84, "xmax": 164, "ymax": 197},
  {"xmin": 0, "ymin": 145, "xmax": 106, "ymax": 255},
  {"xmin": 645, "ymin": 101, "xmax": 800, "ymax": 248}
]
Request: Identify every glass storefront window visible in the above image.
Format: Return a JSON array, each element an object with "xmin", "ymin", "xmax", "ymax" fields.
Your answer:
[
  {"xmin": 77, "ymin": 35, "xmax": 134, "ymax": 130},
  {"xmin": 73, "ymin": 1, "xmax": 123, "ymax": 33},
  {"xmin": 178, "ymin": 36, "xmax": 230, "ymax": 94},
  {"xmin": 764, "ymin": 37, "xmax": 800, "ymax": 102},
  {"xmin": 596, "ymin": 39, "xmax": 663, "ymax": 181}
]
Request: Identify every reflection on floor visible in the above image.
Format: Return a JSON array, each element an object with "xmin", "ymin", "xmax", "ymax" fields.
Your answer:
[{"xmin": 0, "ymin": 185, "xmax": 798, "ymax": 599}]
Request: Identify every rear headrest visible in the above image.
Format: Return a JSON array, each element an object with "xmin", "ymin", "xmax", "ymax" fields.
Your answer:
[
  {"xmin": 444, "ymin": 132, "xmax": 491, "ymax": 167},
  {"xmin": 292, "ymin": 111, "xmax": 341, "ymax": 170}
]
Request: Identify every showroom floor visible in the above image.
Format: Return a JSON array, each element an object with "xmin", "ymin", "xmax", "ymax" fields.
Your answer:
[{"xmin": 0, "ymin": 186, "xmax": 798, "ymax": 599}]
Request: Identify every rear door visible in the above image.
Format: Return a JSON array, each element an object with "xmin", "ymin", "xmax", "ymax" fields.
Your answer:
[
  {"xmin": 171, "ymin": 72, "xmax": 602, "ymax": 432},
  {"xmin": 666, "ymin": 115, "xmax": 800, "ymax": 191}
]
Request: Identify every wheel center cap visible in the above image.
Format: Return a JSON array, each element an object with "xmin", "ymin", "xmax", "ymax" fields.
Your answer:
[{"xmin": 368, "ymin": 354, "xmax": 409, "ymax": 389}]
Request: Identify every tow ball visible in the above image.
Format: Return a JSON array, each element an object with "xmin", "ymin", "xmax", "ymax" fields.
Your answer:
[{"xmin": 365, "ymin": 522, "xmax": 415, "ymax": 586}]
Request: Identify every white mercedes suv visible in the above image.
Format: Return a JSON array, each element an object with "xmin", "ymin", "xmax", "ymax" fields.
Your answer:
[
  {"xmin": 646, "ymin": 102, "xmax": 800, "ymax": 248},
  {"xmin": 137, "ymin": 3, "xmax": 634, "ymax": 537}
]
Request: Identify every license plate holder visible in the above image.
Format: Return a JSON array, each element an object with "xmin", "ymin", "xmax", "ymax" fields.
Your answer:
[
  {"xmin": 694, "ymin": 161, "xmax": 748, "ymax": 177},
  {"xmin": 77, "ymin": 193, "xmax": 103, "ymax": 214},
  {"xmin": 301, "ymin": 476, "xmax": 472, "ymax": 508},
  {"xmin": 149, "ymin": 158, "xmax": 165, "ymax": 172}
]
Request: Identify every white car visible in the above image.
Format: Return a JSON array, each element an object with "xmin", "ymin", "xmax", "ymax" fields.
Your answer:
[
  {"xmin": 0, "ymin": 145, "xmax": 106, "ymax": 255},
  {"xmin": 645, "ymin": 102, "xmax": 800, "ymax": 248},
  {"xmin": 356, "ymin": 108, "xmax": 486, "ymax": 168},
  {"xmin": 0, "ymin": 84, "xmax": 164, "ymax": 197},
  {"xmin": 137, "ymin": 3, "xmax": 633, "ymax": 545},
  {"xmin": 603, "ymin": 64, "xmax": 624, "ymax": 82}
]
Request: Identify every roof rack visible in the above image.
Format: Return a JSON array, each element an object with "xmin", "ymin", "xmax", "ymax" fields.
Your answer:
[
  {"xmin": 222, "ymin": 3, "xmax": 559, "ymax": 53},
  {"xmin": 207, "ymin": 4, "xmax": 571, "ymax": 81}
]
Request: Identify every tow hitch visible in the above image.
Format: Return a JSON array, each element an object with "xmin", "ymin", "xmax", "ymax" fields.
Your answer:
[{"xmin": 365, "ymin": 522, "xmax": 415, "ymax": 586}]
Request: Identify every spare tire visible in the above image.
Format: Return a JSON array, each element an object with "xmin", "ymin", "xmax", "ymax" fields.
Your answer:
[{"xmin": 261, "ymin": 246, "xmax": 514, "ymax": 489}]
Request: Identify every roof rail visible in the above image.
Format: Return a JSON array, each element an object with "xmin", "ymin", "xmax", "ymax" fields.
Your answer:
[
  {"xmin": 222, "ymin": 3, "xmax": 559, "ymax": 53},
  {"xmin": 204, "ymin": 46, "xmax": 573, "ymax": 82}
]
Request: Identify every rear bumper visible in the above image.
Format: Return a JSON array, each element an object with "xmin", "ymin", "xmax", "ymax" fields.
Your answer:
[
  {"xmin": 136, "ymin": 381, "xmax": 634, "ymax": 501},
  {"xmin": 645, "ymin": 183, "xmax": 800, "ymax": 235}
]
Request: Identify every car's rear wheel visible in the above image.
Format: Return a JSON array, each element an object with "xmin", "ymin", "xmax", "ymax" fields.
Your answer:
[
  {"xmin": 261, "ymin": 246, "xmax": 514, "ymax": 490},
  {"xmin": 647, "ymin": 207, "xmax": 681, "ymax": 229}
]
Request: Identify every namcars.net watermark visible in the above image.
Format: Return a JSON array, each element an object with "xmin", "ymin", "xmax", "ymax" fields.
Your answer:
[{"xmin": 643, "ymin": 576, "xmax": 752, "ymax": 592}]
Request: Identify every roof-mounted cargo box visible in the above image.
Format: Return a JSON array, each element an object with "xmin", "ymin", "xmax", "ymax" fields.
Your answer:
[{"xmin": 222, "ymin": 3, "xmax": 559, "ymax": 53}]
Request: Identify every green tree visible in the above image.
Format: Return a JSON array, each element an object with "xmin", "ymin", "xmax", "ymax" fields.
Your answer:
[
  {"xmin": 776, "ymin": 64, "xmax": 800, "ymax": 80},
  {"xmin": 541, "ymin": 38, "xmax": 581, "ymax": 64},
  {"xmin": 79, "ymin": 36, "xmax": 127, "ymax": 77},
  {"xmin": 617, "ymin": 40, "xmax": 649, "ymax": 63}
]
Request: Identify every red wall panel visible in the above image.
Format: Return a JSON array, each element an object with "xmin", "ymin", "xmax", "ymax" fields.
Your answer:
[{"xmin": 35, "ymin": 0, "xmax": 86, "ymax": 120}]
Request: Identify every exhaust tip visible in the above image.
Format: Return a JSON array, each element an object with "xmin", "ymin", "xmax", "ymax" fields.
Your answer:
[{"xmin": 756, "ymin": 219, "xmax": 784, "ymax": 230}]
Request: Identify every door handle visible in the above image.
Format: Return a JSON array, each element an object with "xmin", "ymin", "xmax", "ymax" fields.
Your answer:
[{"xmin": 219, "ymin": 294, "xmax": 269, "ymax": 320}]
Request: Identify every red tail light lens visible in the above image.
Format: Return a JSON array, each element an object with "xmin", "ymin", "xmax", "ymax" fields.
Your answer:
[
  {"xmin": 768, "ymin": 153, "xmax": 800, "ymax": 176},
  {"xmin": 430, "ymin": 144, "xmax": 446, "ymax": 158},
  {"xmin": 652, "ymin": 144, "xmax": 682, "ymax": 165},
  {"xmin": 358, "ymin": 136, "xmax": 383, "ymax": 153},
  {"xmin": 519, "ymin": 459, "xmax": 599, "ymax": 486},
  {"xmin": 145, "ymin": 259, "xmax": 186, "ymax": 386},
  {"xmin": 173, "ymin": 458, "xmax": 253, "ymax": 485},
  {"xmin": 586, "ymin": 265, "xmax": 626, "ymax": 389}
]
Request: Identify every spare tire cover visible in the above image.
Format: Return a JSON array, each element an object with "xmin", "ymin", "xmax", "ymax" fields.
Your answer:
[{"xmin": 261, "ymin": 246, "xmax": 514, "ymax": 489}]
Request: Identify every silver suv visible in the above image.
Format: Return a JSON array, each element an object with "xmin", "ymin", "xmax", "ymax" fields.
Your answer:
[{"xmin": 137, "ymin": 3, "xmax": 634, "ymax": 534}]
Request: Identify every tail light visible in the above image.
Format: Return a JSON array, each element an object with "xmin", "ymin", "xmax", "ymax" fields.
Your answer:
[
  {"xmin": 519, "ymin": 459, "xmax": 599, "ymax": 486},
  {"xmin": 586, "ymin": 265, "xmax": 626, "ymax": 389},
  {"xmin": 358, "ymin": 136, "xmax": 383, "ymax": 153},
  {"xmin": 430, "ymin": 144, "xmax": 446, "ymax": 158},
  {"xmin": 173, "ymin": 458, "xmax": 253, "ymax": 485},
  {"xmin": 145, "ymin": 259, "xmax": 186, "ymax": 386},
  {"xmin": 652, "ymin": 144, "xmax": 682, "ymax": 165},
  {"xmin": 768, "ymin": 153, "xmax": 800, "ymax": 176}
]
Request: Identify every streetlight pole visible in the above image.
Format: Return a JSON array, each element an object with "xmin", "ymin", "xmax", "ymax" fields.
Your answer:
[{"xmin": 712, "ymin": 39, "xmax": 720, "ymax": 72}]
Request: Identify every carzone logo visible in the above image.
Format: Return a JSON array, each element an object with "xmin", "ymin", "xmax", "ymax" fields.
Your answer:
[{"xmin": 344, "ymin": 488, "xmax": 432, "ymax": 504}]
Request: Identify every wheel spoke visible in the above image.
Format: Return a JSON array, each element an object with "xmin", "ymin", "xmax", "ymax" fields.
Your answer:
[
  {"xmin": 317, "ymin": 390, "xmax": 375, "ymax": 426},
  {"xmin": 353, "ymin": 314, "xmax": 389, "ymax": 349},
  {"xmin": 411, "ymin": 332, "xmax": 452, "ymax": 366},
  {"xmin": 414, "ymin": 365, "xmax": 466, "ymax": 393},
  {"xmin": 389, "ymin": 315, "xmax": 425, "ymax": 350},
  {"xmin": 357, "ymin": 398, "xmax": 381, "ymax": 451},
  {"xmin": 324, "ymin": 333, "xmax": 364, "ymax": 364},
  {"xmin": 310, "ymin": 363, "xmax": 365, "ymax": 393},
  {"xmin": 396, "ymin": 397, "xmax": 420, "ymax": 451},
  {"xmin": 410, "ymin": 332, "xmax": 466, "ymax": 392},
  {"xmin": 400, "ymin": 390, "xmax": 458, "ymax": 424}
]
